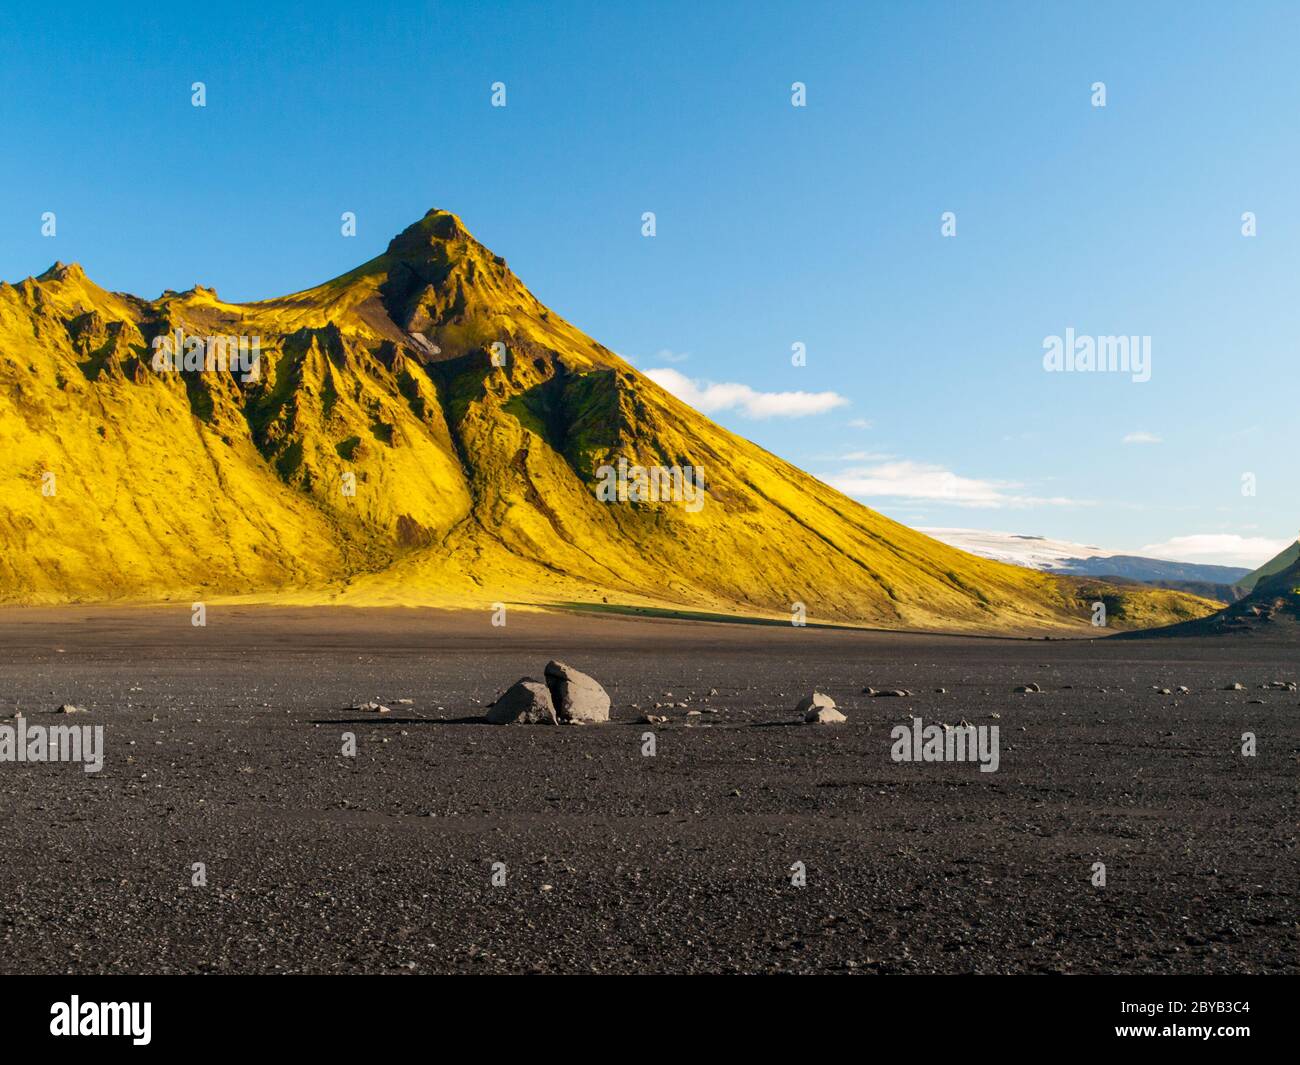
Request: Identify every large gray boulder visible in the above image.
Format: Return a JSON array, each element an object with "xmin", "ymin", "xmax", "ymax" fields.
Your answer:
[
  {"xmin": 485, "ymin": 679, "xmax": 558, "ymax": 725},
  {"xmin": 794, "ymin": 692, "xmax": 836, "ymax": 716},
  {"xmin": 544, "ymin": 660, "xmax": 610, "ymax": 724},
  {"xmin": 796, "ymin": 692, "xmax": 846, "ymax": 723}
]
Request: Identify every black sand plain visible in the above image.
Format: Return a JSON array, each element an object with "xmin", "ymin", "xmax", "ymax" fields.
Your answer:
[{"xmin": 0, "ymin": 605, "xmax": 1294, "ymax": 974}]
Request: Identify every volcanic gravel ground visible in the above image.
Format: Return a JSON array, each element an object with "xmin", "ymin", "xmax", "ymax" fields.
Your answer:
[{"xmin": 0, "ymin": 606, "xmax": 1294, "ymax": 974}]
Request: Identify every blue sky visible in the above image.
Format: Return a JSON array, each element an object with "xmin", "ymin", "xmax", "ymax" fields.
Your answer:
[{"xmin": 1, "ymin": 1, "xmax": 1294, "ymax": 567}]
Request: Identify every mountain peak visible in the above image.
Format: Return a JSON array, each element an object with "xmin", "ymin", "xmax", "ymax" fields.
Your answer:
[
  {"xmin": 36, "ymin": 261, "xmax": 88, "ymax": 283},
  {"xmin": 386, "ymin": 209, "xmax": 476, "ymax": 258},
  {"xmin": 368, "ymin": 208, "xmax": 529, "ymax": 338}
]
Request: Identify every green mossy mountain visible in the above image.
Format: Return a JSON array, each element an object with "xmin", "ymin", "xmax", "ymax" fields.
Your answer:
[{"xmin": 0, "ymin": 210, "xmax": 1219, "ymax": 633}]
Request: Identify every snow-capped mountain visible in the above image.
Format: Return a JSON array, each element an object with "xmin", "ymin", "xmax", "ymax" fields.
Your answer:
[{"xmin": 921, "ymin": 529, "xmax": 1252, "ymax": 587}]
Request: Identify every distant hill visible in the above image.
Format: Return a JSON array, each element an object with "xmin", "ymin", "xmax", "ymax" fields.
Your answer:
[
  {"xmin": 0, "ymin": 210, "xmax": 1218, "ymax": 633},
  {"xmin": 1059, "ymin": 554, "xmax": 1250, "ymax": 586},
  {"xmin": 1119, "ymin": 552, "xmax": 1300, "ymax": 639},
  {"xmin": 1235, "ymin": 541, "xmax": 1300, "ymax": 595}
]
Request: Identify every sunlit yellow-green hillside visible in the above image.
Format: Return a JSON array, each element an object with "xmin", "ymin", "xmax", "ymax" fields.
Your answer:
[{"xmin": 0, "ymin": 210, "xmax": 1218, "ymax": 632}]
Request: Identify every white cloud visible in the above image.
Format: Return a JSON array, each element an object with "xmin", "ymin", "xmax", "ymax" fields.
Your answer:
[
  {"xmin": 644, "ymin": 366, "xmax": 849, "ymax": 419},
  {"xmin": 1136, "ymin": 534, "xmax": 1291, "ymax": 569},
  {"xmin": 847, "ymin": 418, "xmax": 872, "ymax": 429},
  {"xmin": 1122, "ymin": 431, "xmax": 1162, "ymax": 445},
  {"xmin": 824, "ymin": 460, "xmax": 1087, "ymax": 509}
]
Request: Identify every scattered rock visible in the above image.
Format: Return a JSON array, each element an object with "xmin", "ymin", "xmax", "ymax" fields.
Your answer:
[
  {"xmin": 1223, "ymin": 683, "xmax": 1246, "ymax": 692},
  {"xmin": 544, "ymin": 661, "xmax": 610, "ymax": 724},
  {"xmin": 1014, "ymin": 684, "xmax": 1041, "ymax": 694},
  {"xmin": 485, "ymin": 679, "xmax": 558, "ymax": 725},
  {"xmin": 350, "ymin": 700, "xmax": 390, "ymax": 713},
  {"xmin": 638, "ymin": 714, "xmax": 668, "ymax": 725},
  {"xmin": 55, "ymin": 703, "xmax": 88, "ymax": 714},
  {"xmin": 869, "ymin": 689, "xmax": 909, "ymax": 698}
]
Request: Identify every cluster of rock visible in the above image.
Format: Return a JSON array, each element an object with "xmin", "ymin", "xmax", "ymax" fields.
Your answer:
[
  {"xmin": 1223, "ymin": 680, "xmax": 1296, "ymax": 692},
  {"xmin": 486, "ymin": 661, "xmax": 610, "ymax": 725},
  {"xmin": 479, "ymin": 672, "xmax": 1297, "ymax": 731}
]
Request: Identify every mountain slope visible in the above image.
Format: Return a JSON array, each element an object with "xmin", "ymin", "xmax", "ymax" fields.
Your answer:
[
  {"xmin": 0, "ymin": 210, "xmax": 1217, "ymax": 632},
  {"xmin": 1235, "ymin": 541, "xmax": 1300, "ymax": 595},
  {"xmin": 1119, "ymin": 551, "xmax": 1300, "ymax": 638}
]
